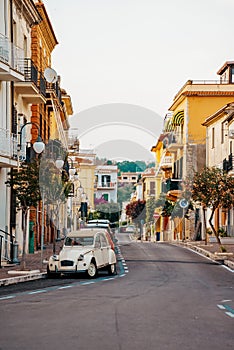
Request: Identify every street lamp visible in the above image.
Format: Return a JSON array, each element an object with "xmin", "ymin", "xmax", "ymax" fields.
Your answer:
[
  {"xmin": 13, "ymin": 122, "xmax": 45, "ymax": 264},
  {"xmin": 18, "ymin": 121, "xmax": 45, "ymax": 155},
  {"xmin": 67, "ymin": 156, "xmax": 76, "ymax": 176}
]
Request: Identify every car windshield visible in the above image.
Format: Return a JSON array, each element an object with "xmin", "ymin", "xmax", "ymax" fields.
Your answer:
[{"xmin": 64, "ymin": 236, "xmax": 94, "ymax": 246}]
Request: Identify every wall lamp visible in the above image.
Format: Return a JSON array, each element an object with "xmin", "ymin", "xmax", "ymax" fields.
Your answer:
[
  {"xmin": 67, "ymin": 156, "xmax": 76, "ymax": 176},
  {"xmin": 18, "ymin": 121, "xmax": 45, "ymax": 154}
]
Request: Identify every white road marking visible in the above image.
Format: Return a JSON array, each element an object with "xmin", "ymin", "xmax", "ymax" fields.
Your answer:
[
  {"xmin": 0, "ymin": 295, "xmax": 15, "ymax": 300},
  {"xmin": 58, "ymin": 285, "xmax": 72, "ymax": 289},
  {"xmin": 28, "ymin": 290, "xmax": 47, "ymax": 295}
]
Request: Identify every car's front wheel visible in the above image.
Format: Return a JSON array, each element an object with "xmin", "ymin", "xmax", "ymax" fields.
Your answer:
[
  {"xmin": 87, "ymin": 261, "xmax": 97, "ymax": 278},
  {"xmin": 47, "ymin": 265, "xmax": 59, "ymax": 278},
  {"xmin": 108, "ymin": 263, "xmax": 117, "ymax": 275}
]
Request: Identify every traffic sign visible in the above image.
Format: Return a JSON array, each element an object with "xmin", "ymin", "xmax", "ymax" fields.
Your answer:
[{"xmin": 179, "ymin": 199, "xmax": 189, "ymax": 208}]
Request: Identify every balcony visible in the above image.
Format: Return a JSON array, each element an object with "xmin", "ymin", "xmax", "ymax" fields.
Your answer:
[
  {"xmin": 0, "ymin": 34, "xmax": 24, "ymax": 81},
  {"xmin": 166, "ymin": 132, "xmax": 183, "ymax": 152},
  {"xmin": 161, "ymin": 155, "xmax": 173, "ymax": 169},
  {"xmin": 14, "ymin": 59, "xmax": 46, "ymax": 103},
  {"xmin": 0, "ymin": 128, "xmax": 18, "ymax": 167},
  {"xmin": 161, "ymin": 178, "xmax": 182, "ymax": 193},
  {"xmin": 95, "ymin": 182, "xmax": 116, "ymax": 189},
  {"xmin": 46, "ymin": 82, "xmax": 64, "ymax": 107}
]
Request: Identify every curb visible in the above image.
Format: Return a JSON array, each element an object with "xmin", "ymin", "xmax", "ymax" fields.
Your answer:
[
  {"xmin": 172, "ymin": 242, "xmax": 234, "ymax": 270},
  {"xmin": 0, "ymin": 272, "xmax": 47, "ymax": 287}
]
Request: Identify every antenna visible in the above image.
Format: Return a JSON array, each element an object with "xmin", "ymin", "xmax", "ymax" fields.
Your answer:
[{"xmin": 44, "ymin": 67, "xmax": 58, "ymax": 83}]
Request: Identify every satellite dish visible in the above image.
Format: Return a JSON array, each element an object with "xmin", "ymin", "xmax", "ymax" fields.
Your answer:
[
  {"xmin": 44, "ymin": 67, "xmax": 58, "ymax": 83},
  {"xmin": 179, "ymin": 199, "xmax": 189, "ymax": 209}
]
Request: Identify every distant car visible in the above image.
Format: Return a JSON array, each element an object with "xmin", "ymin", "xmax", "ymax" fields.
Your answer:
[
  {"xmin": 86, "ymin": 219, "xmax": 117, "ymax": 251},
  {"xmin": 47, "ymin": 228, "xmax": 117, "ymax": 278},
  {"xmin": 125, "ymin": 225, "xmax": 136, "ymax": 233}
]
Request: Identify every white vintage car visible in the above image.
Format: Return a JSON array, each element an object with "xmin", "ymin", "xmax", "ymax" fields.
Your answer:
[{"xmin": 47, "ymin": 228, "xmax": 117, "ymax": 278}]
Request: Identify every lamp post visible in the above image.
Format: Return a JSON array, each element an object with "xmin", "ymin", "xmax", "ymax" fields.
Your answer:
[{"xmin": 15, "ymin": 122, "xmax": 45, "ymax": 265}]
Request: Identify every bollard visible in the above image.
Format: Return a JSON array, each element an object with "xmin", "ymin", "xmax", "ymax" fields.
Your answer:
[{"xmin": 12, "ymin": 241, "xmax": 20, "ymax": 264}]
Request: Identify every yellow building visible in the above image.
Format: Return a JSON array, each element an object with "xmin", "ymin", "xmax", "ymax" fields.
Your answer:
[{"xmin": 154, "ymin": 61, "xmax": 234, "ymax": 241}]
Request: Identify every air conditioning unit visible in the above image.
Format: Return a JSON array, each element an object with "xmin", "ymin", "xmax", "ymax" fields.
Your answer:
[{"xmin": 228, "ymin": 129, "xmax": 234, "ymax": 138}]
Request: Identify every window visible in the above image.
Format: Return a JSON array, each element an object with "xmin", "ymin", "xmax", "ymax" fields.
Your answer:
[
  {"xmin": 231, "ymin": 66, "xmax": 234, "ymax": 83},
  {"xmin": 23, "ymin": 35, "xmax": 27, "ymax": 57},
  {"xmin": 100, "ymin": 234, "xmax": 107, "ymax": 247},
  {"xmin": 212, "ymin": 127, "xmax": 215, "ymax": 149},
  {"xmin": 149, "ymin": 181, "xmax": 155, "ymax": 195},
  {"xmin": 221, "ymin": 122, "xmax": 225, "ymax": 144},
  {"xmin": 103, "ymin": 193, "xmax": 109, "ymax": 201},
  {"xmin": 101, "ymin": 175, "xmax": 110, "ymax": 187},
  {"xmin": 95, "ymin": 235, "xmax": 101, "ymax": 248}
]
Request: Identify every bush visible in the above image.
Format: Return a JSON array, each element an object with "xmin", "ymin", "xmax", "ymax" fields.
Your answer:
[
  {"xmin": 218, "ymin": 227, "xmax": 227, "ymax": 237},
  {"xmin": 206, "ymin": 228, "xmax": 212, "ymax": 235}
]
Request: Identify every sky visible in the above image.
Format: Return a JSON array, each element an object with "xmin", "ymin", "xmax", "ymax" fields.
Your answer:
[{"xmin": 43, "ymin": 0, "xmax": 234, "ymax": 162}]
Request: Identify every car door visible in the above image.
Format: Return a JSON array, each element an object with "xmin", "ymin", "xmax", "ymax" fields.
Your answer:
[
  {"xmin": 93, "ymin": 234, "xmax": 104, "ymax": 268},
  {"xmin": 100, "ymin": 233, "xmax": 109, "ymax": 266}
]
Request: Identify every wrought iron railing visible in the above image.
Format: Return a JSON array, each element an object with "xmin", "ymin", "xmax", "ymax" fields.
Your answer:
[
  {"xmin": 23, "ymin": 58, "xmax": 38, "ymax": 84},
  {"xmin": 39, "ymin": 74, "xmax": 46, "ymax": 96}
]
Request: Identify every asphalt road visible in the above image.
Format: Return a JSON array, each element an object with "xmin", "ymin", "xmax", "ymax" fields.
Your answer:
[{"xmin": 0, "ymin": 233, "xmax": 233, "ymax": 350}]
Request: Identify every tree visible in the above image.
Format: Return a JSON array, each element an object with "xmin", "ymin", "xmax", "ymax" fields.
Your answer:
[
  {"xmin": 6, "ymin": 160, "xmax": 41, "ymax": 269},
  {"xmin": 39, "ymin": 154, "xmax": 73, "ymax": 253},
  {"xmin": 117, "ymin": 183, "xmax": 134, "ymax": 205},
  {"xmin": 95, "ymin": 202, "xmax": 121, "ymax": 223},
  {"xmin": 126, "ymin": 200, "xmax": 146, "ymax": 225},
  {"xmin": 154, "ymin": 194, "xmax": 175, "ymax": 217},
  {"xmin": 146, "ymin": 197, "xmax": 157, "ymax": 223},
  {"xmin": 191, "ymin": 167, "xmax": 234, "ymax": 247}
]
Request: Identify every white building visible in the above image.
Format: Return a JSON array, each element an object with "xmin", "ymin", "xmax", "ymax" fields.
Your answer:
[
  {"xmin": 0, "ymin": 0, "xmax": 41, "ymax": 262},
  {"xmin": 95, "ymin": 165, "xmax": 118, "ymax": 203}
]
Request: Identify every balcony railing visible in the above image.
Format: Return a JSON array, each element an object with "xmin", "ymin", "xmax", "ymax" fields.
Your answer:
[
  {"xmin": 161, "ymin": 155, "xmax": 173, "ymax": 168},
  {"xmin": 0, "ymin": 128, "xmax": 17, "ymax": 159},
  {"xmin": 24, "ymin": 58, "xmax": 38, "ymax": 84},
  {"xmin": 39, "ymin": 74, "xmax": 46, "ymax": 96},
  {"xmin": 161, "ymin": 178, "xmax": 182, "ymax": 193},
  {"xmin": 95, "ymin": 182, "xmax": 116, "ymax": 189},
  {"xmin": 0, "ymin": 33, "xmax": 24, "ymax": 74}
]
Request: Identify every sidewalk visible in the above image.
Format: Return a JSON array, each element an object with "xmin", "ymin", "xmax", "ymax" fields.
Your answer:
[
  {"xmin": 172, "ymin": 237, "xmax": 234, "ymax": 270},
  {"xmin": 0, "ymin": 241, "xmax": 62, "ymax": 286}
]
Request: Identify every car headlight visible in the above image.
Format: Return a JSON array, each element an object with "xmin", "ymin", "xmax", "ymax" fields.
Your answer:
[
  {"xmin": 52, "ymin": 255, "xmax": 59, "ymax": 261},
  {"xmin": 78, "ymin": 254, "xmax": 84, "ymax": 261}
]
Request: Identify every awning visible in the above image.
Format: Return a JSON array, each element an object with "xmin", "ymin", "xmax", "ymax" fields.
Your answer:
[
  {"xmin": 172, "ymin": 110, "xmax": 184, "ymax": 126},
  {"xmin": 164, "ymin": 119, "xmax": 174, "ymax": 132}
]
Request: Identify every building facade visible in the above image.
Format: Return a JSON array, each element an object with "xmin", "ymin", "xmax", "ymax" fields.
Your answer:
[
  {"xmin": 95, "ymin": 165, "xmax": 118, "ymax": 204},
  {"xmin": 152, "ymin": 61, "xmax": 234, "ymax": 241}
]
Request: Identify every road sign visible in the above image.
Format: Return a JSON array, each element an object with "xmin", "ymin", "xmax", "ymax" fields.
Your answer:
[
  {"xmin": 153, "ymin": 212, "xmax": 160, "ymax": 219},
  {"xmin": 179, "ymin": 199, "xmax": 189, "ymax": 209}
]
